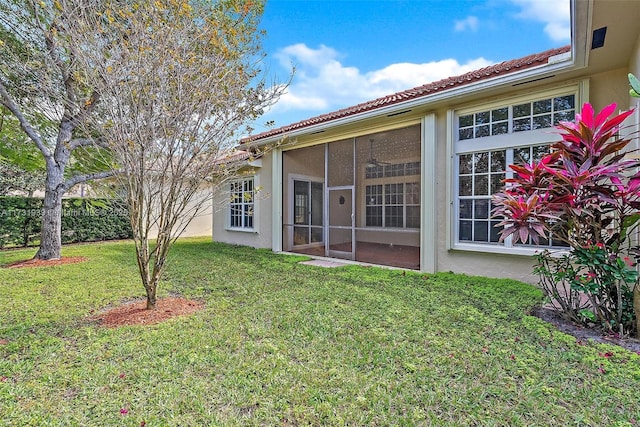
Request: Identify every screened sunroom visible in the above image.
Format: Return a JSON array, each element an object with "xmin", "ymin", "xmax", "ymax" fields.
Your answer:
[{"xmin": 281, "ymin": 124, "xmax": 421, "ymax": 269}]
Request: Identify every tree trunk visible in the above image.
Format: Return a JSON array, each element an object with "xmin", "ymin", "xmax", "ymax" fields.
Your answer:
[
  {"xmin": 146, "ymin": 285, "xmax": 157, "ymax": 310},
  {"xmin": 134, "ymin": 237, "xmax": 158, "ymax": 310},
  {"xmin": 34, "ymin": 168, "xmax": 64, "ymax": 260}
]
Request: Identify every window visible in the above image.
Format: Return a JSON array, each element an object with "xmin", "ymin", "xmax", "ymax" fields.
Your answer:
[
  {"xmin": 229, "ymin": 178, "xmax": 254, "ymax": 230},
  {"xmin": 458, "ymin": 94, "xmax": 575, "ymax": 141},
  {"xmin": 364, "ymin": 160, "xmax": 420, "ymax": 229},
  {"xmin": 458, "ymin": 150, "xmax": 505, "ymax": 243},
  {"xmin": 453, "ymin": 89, "xmax": 578, "ymax": 251},
  {"xmin": 365, "ymin": 182, "xmax": 420, "ymax": 228}
]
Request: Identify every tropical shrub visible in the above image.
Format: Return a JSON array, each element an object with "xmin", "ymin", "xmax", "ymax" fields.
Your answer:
[{"xmin": 492, "ymin": 103, "xmax": 640, "ymax": 336}]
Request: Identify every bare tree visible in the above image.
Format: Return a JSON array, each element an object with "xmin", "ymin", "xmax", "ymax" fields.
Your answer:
[
  {"xmin": 0, "ymin": 0, "xmax": 115, "ymax": 259},
  {"xmin": 64, "ymin": 0, "xmax": 285, "ymax": 309}
]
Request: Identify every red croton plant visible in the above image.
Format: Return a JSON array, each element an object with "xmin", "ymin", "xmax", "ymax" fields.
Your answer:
[{"xmin": 492, "ymin": 103, "xmax": 640, "ymax": 337}]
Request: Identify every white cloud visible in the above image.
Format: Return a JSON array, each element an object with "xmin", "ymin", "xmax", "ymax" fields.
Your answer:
[
  {"xmin": 266, "ymin": 43, "xmax": 495, "ymax": 126},
  {"xmin": 454, "ymin": 16, "xmax": 479, "ymax": 32},
  {"xmin": 510, "ymin": 0, "xmax": 570, "ymax": 42}
]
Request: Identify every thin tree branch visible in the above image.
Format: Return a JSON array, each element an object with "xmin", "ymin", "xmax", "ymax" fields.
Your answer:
[
  {"xmin": 67, "ymin": 136, "xmax": 110, "ymax": 151},
  {"xmin": 0, "ymin": 80, "xmax": 52, "ymax": 159},
  {"xmin": 62, "ymin": 169, "xmax": 120, "ymax": 191}
]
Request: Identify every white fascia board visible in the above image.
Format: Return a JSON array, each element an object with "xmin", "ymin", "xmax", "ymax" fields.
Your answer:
[
  {"xmin": 570, "ymin": 0, "xmax": 592, "ymax": 71},
  {"xmin": 249, "ymin": 58, "xmax": 578, "ymax": 147}
]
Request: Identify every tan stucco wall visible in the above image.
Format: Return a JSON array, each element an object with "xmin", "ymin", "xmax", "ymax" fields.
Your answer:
[
  {"xmin": 628, "ymin": 30, "xmax": 640, "ymax": 112},
  {"xmin": 589, "ymin": 68, "xmax": 630, "ymax": 111},
  {"xmin": 212, "ymin": 160, "xmax": 274, "ymax": 249},
  {"xmin": 430, "ymin": 70, "xmax": 637, "ymax": 284},
  {"xmin": 178, "ymin": 202, "xmax": 213, "ymax": 237},
  {"xmin": 630, "ymin": 30, "xmax": 640, "ymax": 90},
  {"xmin": 147, "ymin": 191, "xmax": 213, "ymax": 238}
]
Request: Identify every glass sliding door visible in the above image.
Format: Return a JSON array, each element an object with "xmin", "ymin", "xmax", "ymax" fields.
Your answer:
[
  {"xmin": 293, "ymin": 179, "xmax": 324, "ymax": 248},
  {"xmin": 282, "ymin": 145, "xmax": 325, "ymax": 255}
]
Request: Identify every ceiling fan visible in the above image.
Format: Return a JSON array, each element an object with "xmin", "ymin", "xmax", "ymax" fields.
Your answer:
[{"xmin": 366, "ymin": 139, "xmax": 391, "ymax": 168}]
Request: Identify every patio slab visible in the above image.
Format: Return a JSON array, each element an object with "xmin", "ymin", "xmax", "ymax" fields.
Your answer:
[{"xmin": 299, "ymin": 259, "xmax": 347, "ymax": 268}]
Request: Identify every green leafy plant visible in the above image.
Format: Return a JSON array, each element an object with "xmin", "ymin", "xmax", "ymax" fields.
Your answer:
[
  {"xmin": 0, "ymin": 196, "xmax": 131, "ymax": 248},
  {"xmin": 493, "ymin": 103, "xmax": 640, "ymax": 336},
  {"xmin": 629, "ymin": 73, "xmax": 640, "ymax": 98}
]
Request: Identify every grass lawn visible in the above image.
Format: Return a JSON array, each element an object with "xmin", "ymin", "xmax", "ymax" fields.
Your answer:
[{"xmin": 1, "ymin": 237, "xmax": 639, "ymax": 426}]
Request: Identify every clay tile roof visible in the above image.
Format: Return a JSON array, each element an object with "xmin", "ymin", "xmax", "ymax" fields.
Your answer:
[{"xmin": 242, "ymin": 45, "xmax": 571, "ymax": 144}]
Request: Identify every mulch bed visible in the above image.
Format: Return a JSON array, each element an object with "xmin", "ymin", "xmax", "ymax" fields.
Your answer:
[
  {"xmin": 4, "ymin": 256, "xmax": 88, "ymax": 268},
  {"xmin": 532, "ymin": 307, "xmax": 640, "ymax": 353},
  {"xmin": 92, "ymin": 297, "xmax": 205, "ymax": 328}
]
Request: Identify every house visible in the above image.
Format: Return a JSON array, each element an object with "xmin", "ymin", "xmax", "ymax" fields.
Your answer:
[{"xmin": 212, "ymin": 0, "xmax": 640, "ymax": 283}]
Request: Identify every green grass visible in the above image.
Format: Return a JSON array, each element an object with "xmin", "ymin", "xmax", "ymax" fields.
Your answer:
[{"xmin": 1, "ymin": 238, "xmax": 640, "ymax": 426}]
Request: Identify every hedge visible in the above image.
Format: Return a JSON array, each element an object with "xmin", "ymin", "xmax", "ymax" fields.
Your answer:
[{"xmin": 0, "ymin": 196, "xmax": 132, "ymax": 248}]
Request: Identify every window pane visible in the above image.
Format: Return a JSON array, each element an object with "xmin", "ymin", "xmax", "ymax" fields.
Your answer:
[
  {"xmin": 474, "ymin": 175, "xmax": 488, "ymax": 196},
  {"xmin": 244, "ymin": 205, "xmax": 253, "ymax": 228},
  {"xmin": 293, "ymin": 226, "xmax": 309, "ymax": 245},
  {"xmin": 405, "ymin": 182, "xmax": 420, "ymax": 204},
  {"xmin": 476, "ymin": 125, "xmax": 490, "ymax": 138},
  {"xmin": 385, "ymin": 163, "xmax": 404, "ymax": 177},
  {"xmin": 554, "ymin": 110, "xmax": 575, "ymax": 124},
  {"xmin": 311, "ymin": 227, "xmax": 323, "ymax": 243},
  {"xmin": 366, "ymin": 165, "xmax": 384, "ymax": 179},
  {"xmin": 459, "ymin": 201, "xmax": 472, "ymax": 219},
  {"xmin": 552, "ymin": 238, "xmax": 569, "ymax": 247},
  {"xmin": 490, "ymin": 220, "xmax": 502, "ymax": 243},
  {"xmin": 459, "ymin": 114, "xmax": 474, "ymax": 127},
  {"xmin": 459, "ymin": 154, "xmax": 473, "ymax": 174},
  {"xmin": 474, "ymin": 221, "xmax": 489, "ymax": 242},
  {"xmin": 406, "ymin": 206, "xmax": 420, "ymax": 228},
  {"xmin": 474, "ymin": 152, "xmax": 488, "ymax": 173},
  {"xmin": 533, "ymin": 114, "xmax": 551, "ymax": 129},
  {"xmin": 406, "ymin": 162, "xmax": 420, "ymax": 175},
  {"xmin": 513, "ymin": 118, "xmax": 531, "ymax": 132},
  {"xmin": 554, "ymin": 95, "xmax": 575, "ymax": 111},
  {"xmin": 311, "ymin": 182, "xmax": 323, "ymax": 226},
  {"xmin": 385, "ymin": 206, "xmax": 403, "ymax": 227},
  {"xmin": 492, "ymin": 107, "xmax": 508, "ymax": 121},
  {"xmin": 492, "ymin": 122, "xmax": 508, "ymax": 135},
  {"xmin": 490, "ymin": 151, "xmax": 506, "ymax": 172},
  {"xmin": 513, "ymin": 103, "xmax": 530, "ymax": 118},
  {"xmin": 490, "ymin": 173, "xmax": 505, "ymax": 194},
  {"xmin": 230, "ymin": 206, "xmax": 241, "ymax": 227},
  {"xmin": 459, "ymin": 220, "xmax": 472, "ymax": 241},
  {"xmin": 533, "ymin": 99, "xmax": 551, "ymax": 114},
  {"xmin": 294, "ymin": 181, "xmax": 309, "ymax": 225},
  {"xmin": 385, "ymin": 183, "xmax": 403, "ymax": 204},
  {"xmin": 366, "ymin": 185, "xmax": 382, "ymax": 205},
  {"xmin": 474, "ymin": 199, "xmax": 489, "ymax": 219},
  {"xmin": 532, "ymin": 145, "xmax": 549, "ymax": 163},
  {"xmin": 459, "ymin": 128, "xmax": 474, "ymax": 140},
  {"xmin": 366, "ymin": 206, "xmax": 382, "ymax": 227},
  {"xmin": 514, "ymin": 147, "xmax": 531, "ymax": 165},
  {"xmin": 476, "ymin": 111, "xmax": 490, "ymax": 124},
  {"xmin": 459, "ymin": 176, "xmax": 472, "ymax": 196}
]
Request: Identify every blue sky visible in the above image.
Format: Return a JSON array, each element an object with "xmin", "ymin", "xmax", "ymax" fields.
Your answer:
[{"xmin": 254, "ymin": 0, "xmax": 570, "ymax": 133}]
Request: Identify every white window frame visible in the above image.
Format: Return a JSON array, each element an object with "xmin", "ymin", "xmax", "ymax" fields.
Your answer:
[
  {"xmin": 448, "ymin": 82, "xmax": 587, "ymax": 255},
  {"xmin": 364, "ymin": 180, "xmax": 420, "ymax": 229},
  {"xmin": 226, "ymin": 175, "xmax": 258, "ymax": 233}
]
